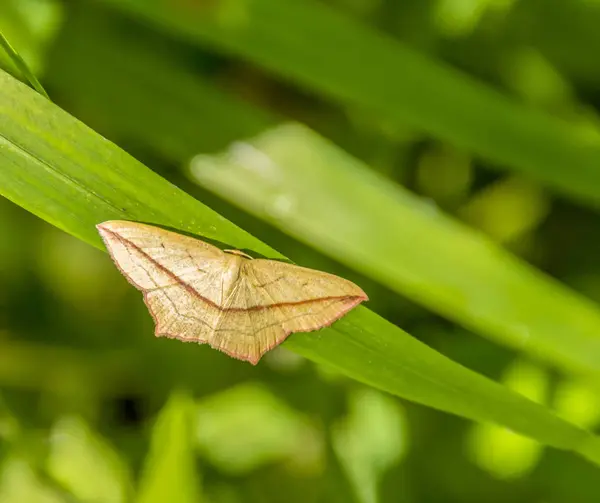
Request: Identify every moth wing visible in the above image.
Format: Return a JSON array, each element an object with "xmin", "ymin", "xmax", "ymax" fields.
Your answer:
[
  {"xmin": 209, "ymin": 259, "xmax": 368, "ymax": 364},
  {"xmin": 97, "ymin": 220, "xmax": 227, "ymax": 305},
  {"xmin": 97, "ymin": 220, "xmax": 228, "ymax": 341}
]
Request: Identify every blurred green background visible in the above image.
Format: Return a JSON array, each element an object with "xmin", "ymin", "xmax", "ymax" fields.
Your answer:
[{"xmin": 5, "ymin": 0, "xmax": 600, "ymax": 501}]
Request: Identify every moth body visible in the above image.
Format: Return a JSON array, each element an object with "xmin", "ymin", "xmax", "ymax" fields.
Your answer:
[{"xmin": 219, "ymin": 253, "xmax": 245, "ymax": 304}]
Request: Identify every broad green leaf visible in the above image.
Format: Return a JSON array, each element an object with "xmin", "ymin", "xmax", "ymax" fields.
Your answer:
[
  {"xmin": 2, "ymin": 69, "xmax": 600, "ymax": 467},
  {"xmin": 190, "ymin": 123, "xmax": 600, "ymax": 379},
  {"xmin": 101, "ymin": 0, "xmax": 600, "ymax": 208},
  {"xmin": 137, "ymin": 392, "xmax": 201, "ymax": 503}
]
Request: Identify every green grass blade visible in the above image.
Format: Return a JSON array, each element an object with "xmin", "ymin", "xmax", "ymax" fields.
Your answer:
[
  {"xmin": 2, "ymin": 68, "xmax": 600, "ymax": 465},
  {"xmin": 192, "ymin": 123, "xmax": 600, "ymax": 379},
  {"xmin": 102, "ymin": 0, "xmax": 600, "ymax": 208},
  {"xmin": 0, "ymin": 31, "xmax": 50, "ymax": 100}
]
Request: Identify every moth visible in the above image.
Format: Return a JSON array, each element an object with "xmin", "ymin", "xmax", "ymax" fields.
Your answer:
[{"xmin": 97, "ymin": 221, "xmax": 368, "ymax": 364}]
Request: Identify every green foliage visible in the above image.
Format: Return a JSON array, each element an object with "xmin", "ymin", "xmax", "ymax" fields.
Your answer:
[
  {"xmin": 137, "ymin": 392, "xmax": 201, "ymax": 503},
  {"xmin": 3, "ymin": 0, "xmax": 600, "ymax": 502},
  {"xmin": 193, "ymin": 123, "xmax": 600, "ymax": 378},
  {"xmin": 2, "ymin": 67, "xmax": 597, "ymax": 461},
  {"xmin": 0, "ymin": 32, "xmax": 50, "ymax": 99}
]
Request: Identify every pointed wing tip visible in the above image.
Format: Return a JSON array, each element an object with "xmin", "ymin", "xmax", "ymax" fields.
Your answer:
[
  {"xmin": 217, "ymin": 349, "xmax": 262, "ymax": 366},
  {"xmin": 96, "ymin": 221, "xmax": 122, "ymax": 238},
  {"xmin": 155, "ymin": 330, "xmax": 264, "ymax": 365},
  {"xmin": 232, "ymin": 352, "xmax": 262, "ymax": 365},
  {"xmin": 209, "ymin": 342, "xmax": 264, "ymax": 365},
  {"xmin": 345, "ymin": 279, "xmax": 368, "ymax": 303},
  {"xmin": 96, "ymin": 220, "xmax": 131, "ymax": 232},
  {"xmin": 96, "ymin": 221, "xmax": 129, "ymax": 248},
  {"xmin": 355, "ymin": 289, "xmax": 369, "ymax": 303},
  {"xmin": 247, "ymin": 356, "xmax": 261, "ymax": 366},
  {"xmin": 96, "ymin": 223, "xmax": 114, "ymax": 246}
]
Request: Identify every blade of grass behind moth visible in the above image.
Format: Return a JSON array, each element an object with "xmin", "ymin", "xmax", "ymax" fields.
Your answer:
[
  {"xmin": 102, "ymin": 0, "xmax": 600, "ymax": 209},
  {"xmin": 190, "ymin": 123, "xmax": 600, "ymax": 380}
]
